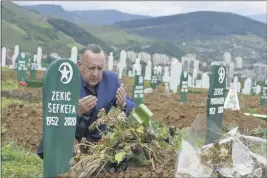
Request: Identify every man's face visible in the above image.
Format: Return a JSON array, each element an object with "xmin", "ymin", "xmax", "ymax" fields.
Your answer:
[{"xmin": 78, "ymin": 50, "xmax": 105, "ymax": 86}]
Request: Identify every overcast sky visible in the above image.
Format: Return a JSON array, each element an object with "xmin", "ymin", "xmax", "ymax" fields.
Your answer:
[{"xmin": 14, "ymin": 1, "xmax": 266, "ymax": 17}]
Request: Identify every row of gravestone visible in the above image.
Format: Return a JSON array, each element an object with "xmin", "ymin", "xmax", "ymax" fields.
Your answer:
[
  {"xmin": 43, "ymin": 60, "xmax": 245, "ymax": 177},
  {"xmin": 231, "ymin": 76, "xmax": 262, "ymax": 95},
  {"xmin": 2, "ymin": 46, "xmax": 79, "ymax": 85},
  {"xmin": 1, "ymin": 45, "xmax": 79, "ymax": 69}
]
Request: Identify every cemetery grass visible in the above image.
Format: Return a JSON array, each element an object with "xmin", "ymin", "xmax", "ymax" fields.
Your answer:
[{"xmin": 1, "ymin": 141, "xmax": 43, "ymax": 178}]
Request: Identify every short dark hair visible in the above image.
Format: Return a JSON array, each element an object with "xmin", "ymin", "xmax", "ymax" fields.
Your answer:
[{"xmin": 81, "ymin": 44, "xmax": 104, "ymax": 54}]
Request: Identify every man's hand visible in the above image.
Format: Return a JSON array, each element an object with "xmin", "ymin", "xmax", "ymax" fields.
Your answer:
[
  {"xmin": 116, "ymin": 83, "xmax": 126, "ymax": 108},
  {"xmin": 78, "ymin": 95, "xmax": 97, "ymax": 116}
]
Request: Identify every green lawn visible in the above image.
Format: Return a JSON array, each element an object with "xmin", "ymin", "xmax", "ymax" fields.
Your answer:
[{"xmin": 1, "ymin": 141, "xmax": 43, "ymax": 178}]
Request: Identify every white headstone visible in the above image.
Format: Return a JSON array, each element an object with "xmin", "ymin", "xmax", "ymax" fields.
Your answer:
[
  {"xmin": 256, "ymin": 85, "xmax": 261, "ymax": 94},
  {"xmin": 37, "ymin": 47, "xmax": 42, "ymax": 70},
  {"xmin": 153, "ymin": 65, "xmax": 158, "ymax": 75},
  {"xmin": 196, "ymin": 79, "xmax": 202, "ymax": 88},
  {"xmin": 157, "ymin": 66, "xmax": 162, "ymax": 76},
  {"xmin": 233, "ymin": 76, "xmax": 238, "ymax": 90},
  {"xmin": 163, "ymin": 66, "xmax": 170, "ymax": 83},
  {"xmin": 2, "ymin": 47, "xmax": 6, "ymax": 66},
  {"xmin": 70, "ymin": 46, "xmax": 78, "ymax": 64},
  {"xmin": 188, "ymin": 74, "xmax": 192, "ymax": 87},
  {"xmin": 108, "ymin": 52, "xmax": 114, "ymax": 71},
  {"xmin": 224, "ymin": 89, "xmax": 240, "ymax": 110},
  {"xmin": 33, "ymin": 55, "xmax": 37, "ymax": 63},
  {"xmin": 192, "ymin": 68, "xmax": 198, "ymax": 86},
  {"xmin": 242, "ymin": 78, "xmax": 252, "ymax": 95},
  {"xmin": 14, "ymin": 45, "xmax": 19, "ymax": 56},
  {"xmin": 177, "ymin": 62, "xmax": 183, "ymax": 86},
  {"xmin": 128, "ymin": 71, "xmax": 133, "ymax": 77},
  {"xmin": 11, "ymin": 54, "xmax": 17, "ymax": 68},
  {"xmin": 144, "ymin": 60, "xmax": 152, "ymax": 80},
  {"xmin": 170, "ymin": 59, "xmax": 180, "ymax": 93},
  {"xmin": 132, "ymin": 58, "xmax": 141, "ymax": 76},
  {"xmin": 119, "ymin": 50, "xmax": 127, "ymax": 79},
  {"xmin": 201, "ymin": 73, "xmax": 210, "ymax": 89}
]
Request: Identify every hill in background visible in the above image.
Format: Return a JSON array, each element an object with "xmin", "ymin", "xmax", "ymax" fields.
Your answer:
[
  {"xmin": 113, "ymin": 11, "xmax": 267, "ymax": 63},
  {"xmin": 3, "ymin": 2, "xmax": 267, "ymax": 64},
  {"xmin": 22, "ymin": 4, "xmax": 151, "ymax": 25},
  {"xmin": 1, "ymin": 2, "xmax": 112, "ymax": 57}
]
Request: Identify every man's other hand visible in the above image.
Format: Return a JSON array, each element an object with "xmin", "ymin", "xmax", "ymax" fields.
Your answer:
[
  {"xmin": 116, "ymin": 83, "xmax": 126, "ymax": 108},
  {"xmin": 78, "ymin": 95, "xmax": 97, "ymax": 116}
]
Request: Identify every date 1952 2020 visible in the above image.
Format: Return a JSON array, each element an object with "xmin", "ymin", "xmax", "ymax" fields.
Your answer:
[{"xmin": 45, "ymin": 116, "xmax": 76, "ymax": 127}]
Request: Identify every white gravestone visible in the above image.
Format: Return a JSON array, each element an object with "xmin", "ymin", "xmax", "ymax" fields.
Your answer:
[
  {"xmin": 132, "ymin": 58, "xmax": 141, "ymax": 76},
  {"xmin": 242, "ymin": 78, "xmax": 252, "ymax": 95},
  {"xmin": 2, "ymin": 47, "xmax": 6, "ymax": 66},
  {"xmin": 37, "ymin": 47, "xmax": 42, "ymax": 70},
  {"xmin": 188, "ymin": 74, "xmax": 192, "ymax": 87},
  {"xmin": 119, "ymin": 50, "xmax": 127, "ymax": 79},
  {"xmin": 170, "ymin": 59, "xmax": 180, "ymax": 93},
  {"xmin": 192, "ymin": 68, "xmax": 198, "ymax": 86},
  {"xmin": 163, "ymin": 66, "xmax": 170, "ymax": 83},
  {"xmin": 177, "ymin": 62, "xmax": 183, "ymax": 86},
  {"xmin": 14, "ymin": 45, "xmax": 19, "ymax": 56},
  {"xmin": 153, "ymin": 66, "xmax": 158, "ymax": 75},
  {"xmin": 233, "ymin": 76, "xmax": 238, "ymax": 90},
  {"xmin": 128, "ymin": 71, "xmax": 133, "ymax": 77},
  {"xmin": 196, "ymin": 79, "xmax": 202, "ymax": 88},
  {"xmin": 156, "ymin": 65, "xmax": 162, "ymax": 77},
  {"xmin": 201, "ymin": 73, "xmax": 210, "ymax": 89},
  {"xmin": 70, "ymin": 46, "xmax": 78, "ymax": 64},
  {"xmin": 144, "ymin": 60, "xmax": 152, "ymax": 80},
  {"xmin": 108, "ymin": 52, "xmax": 114, "ymax": 71},
  {"xmin": 256, "ymin": 85, "xmax": 261, "ymax": 94}
]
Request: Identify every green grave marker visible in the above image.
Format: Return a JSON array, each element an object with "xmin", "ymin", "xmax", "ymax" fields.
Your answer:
[
  {"xmin": 180, "ymin": 71, "xmax": 188, "ymax": 103},
  {"xmin": 150, "ymin": 74, "xmax": 157, "ymax": 89},
  {"xmin": 43, "ymin": 59, "xmax": 81, "ymax": 177},
  {"xmin": 260, "ymin": 79, "xmax": 267, "ymax": 105},
  {"xmin": 30, "ymin": 55, "xmax": 38, "ymax": 80},
  {"xmin": 132, "ymin": 75, "xmax": 144, "ymax": 106},
  {"xmin": 205, "ymin": 65, "xmax": 226, "ymax": 144},
  {"xmin": 17, "ymin": 53, "xmax": 27, "ymax": 82}
]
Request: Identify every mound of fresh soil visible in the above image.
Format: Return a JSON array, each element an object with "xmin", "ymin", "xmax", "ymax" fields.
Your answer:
[
  {"xmin": 145, "ymin": 93, "xmax": 267, "ymax": 132},
  {"xmin": 58, "ymin": 160, "xmax": 176, "ymax": 178},
  {"xmin": 2, "ymin": 103, "xmax": 43, "ymax": 152}
]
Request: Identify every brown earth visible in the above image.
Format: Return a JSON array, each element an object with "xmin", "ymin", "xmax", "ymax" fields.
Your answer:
[
  {"xmin": 58, "ymin": 158, "xmax": 177, "ymax": 178},
  {"xmin": 1, "ymin": 77, "xmax": 266, "ymax": 178},
  {"xmin": 2, "ymin": 103, "xmax": 43, "ymax": 152},
  {"xmin": 2, "ymin": 85, "xmax": 266, "ymax": 153}
]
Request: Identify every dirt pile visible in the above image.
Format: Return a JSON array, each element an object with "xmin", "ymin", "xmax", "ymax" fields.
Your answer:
[
  {"xmin": 2, "ymin": 103, "xmax": 43, "ymax": 152},
  {"xmin": 1, "ymin": 84, "xmax": 266, "ymax": 153},
  {"xmin": 143, "ymin": 90, "xmax": 267, "ymax": 132}
]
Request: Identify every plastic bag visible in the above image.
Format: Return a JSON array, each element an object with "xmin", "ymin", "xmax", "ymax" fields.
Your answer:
[{"xmin": 175, "ymin": 114, "xmax": 267, "ymax": 178}]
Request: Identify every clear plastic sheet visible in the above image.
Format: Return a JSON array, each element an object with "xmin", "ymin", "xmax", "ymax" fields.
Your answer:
[{"xmin": 175, "ymin": 114, "xmax": 267, "ymax": 178}]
